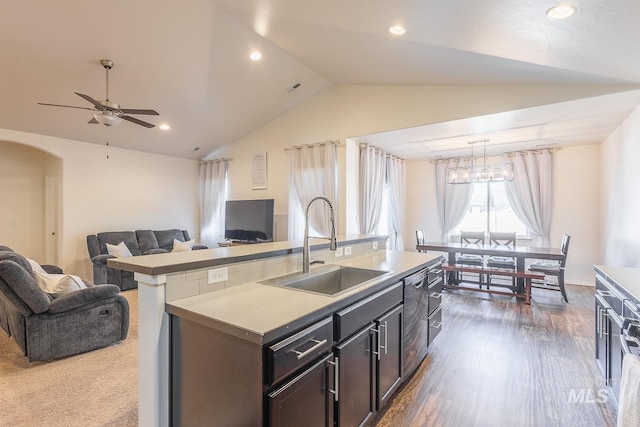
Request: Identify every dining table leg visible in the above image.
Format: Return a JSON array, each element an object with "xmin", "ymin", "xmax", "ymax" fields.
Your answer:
[
  {"xmin": 447, "ymin": 251, "xmax": 458, "ymax": 285},
  {"xmin": 516, "ymin": 257, "xmax": 526, "ymax": 293}
]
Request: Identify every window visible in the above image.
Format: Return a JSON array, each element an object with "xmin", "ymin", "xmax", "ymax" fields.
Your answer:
[
  {"xmin": 452, "ymin": 182, "xmax": 528, "ymax": 238},
  {"xmin": 375, "ymin": 183, "xmax": 390, "ymax": 236}
]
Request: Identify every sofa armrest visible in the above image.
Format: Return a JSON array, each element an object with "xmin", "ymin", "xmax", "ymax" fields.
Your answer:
[
  {"xmin": 48, "ymin": 284, "xmax": 121, "ymax": 314},
  {"xmin": 193, "ymin": 245, "xmax": 208, "ymax": 250},
  {"xmin": 91, "ymin": 254, "xmax": 116, "ymax": 265},
  {"xmin": 41, "ymin": 264, "xmax": 64, "ymax": 274}
]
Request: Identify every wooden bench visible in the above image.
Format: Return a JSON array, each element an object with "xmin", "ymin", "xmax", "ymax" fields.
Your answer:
[{"xmin": 442, "ymin": 265, "xmax": 545, "ymax": 304}]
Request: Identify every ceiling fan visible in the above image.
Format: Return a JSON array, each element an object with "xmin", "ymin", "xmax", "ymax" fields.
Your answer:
[{"xmin": 38, "ymin": 59, "xmax": 159, "ymax": 128}]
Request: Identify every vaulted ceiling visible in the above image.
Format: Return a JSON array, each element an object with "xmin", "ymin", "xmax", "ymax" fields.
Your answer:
[{"xmin": 1, "ymin": 0, "xmax": 639, "ymax": 160}]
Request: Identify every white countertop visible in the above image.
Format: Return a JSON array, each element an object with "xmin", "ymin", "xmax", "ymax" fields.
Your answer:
[
  {"xmin": 594, "ymin": 264, "xmax": 640, "ymax": 300},
  {"xmin": 166, "ymin": 250, "xmax": 440, "ymax": 344},
  {"xmin": 108, "ymin": 234, "xmax": 386, "ymax": 276}
]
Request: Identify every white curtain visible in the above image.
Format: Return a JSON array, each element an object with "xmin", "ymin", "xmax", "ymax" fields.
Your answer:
[
  {"xmin": 387, "ymin": 156, "xmax": 406, "ymax": 251},
  {"xmin": 359, "ymin": 145, "xmax": 386, "ymax": 234},
  {"xmin": 288, "ymin": 143, "xmax": 338, "ymax": 241},
  {"xmin": 199, "ymin": 159, "xmax": 228, "ymax": 247},
  {"xmin": 502, "ymin": 150, "xmax": 552, "ymax": 247},
  {"xmin": 435, "ymin": 158, "xmax": 473, "ymax": 242}
]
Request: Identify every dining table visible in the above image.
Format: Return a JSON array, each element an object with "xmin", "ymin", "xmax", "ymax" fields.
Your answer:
[{"xmin": 416, "ymin": 241, "xmax": 565, "ymax": 292}]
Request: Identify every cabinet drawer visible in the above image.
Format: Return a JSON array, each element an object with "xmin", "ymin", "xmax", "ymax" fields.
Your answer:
[
  {"xmin": 428, "ymin": 305, "xmax": 442, "ymax": 346},
  {"xmin": 335, "ymin": 282, "xmax": 403, "ymax": 342},
  {"xmin": 426, "ymin": 263, "xmax": 443, "ymax": 286},
  {"xmin": 268, "ymin": 317, "xmax": 333, "ymax": 386},
  {"xmin": 427, "ymin": 277, "xmax": 443, "ymax": 316}
]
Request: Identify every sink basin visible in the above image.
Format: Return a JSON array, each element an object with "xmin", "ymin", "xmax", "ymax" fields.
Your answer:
[{"xmin": 259, "ymin": 265, "xmax": 386, "ymax": 296}]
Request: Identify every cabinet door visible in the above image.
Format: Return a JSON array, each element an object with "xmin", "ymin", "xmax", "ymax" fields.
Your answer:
[
  {"xmin": 595, "ymin": 296, "xmax": 609, "ymax": 380},
  {"xmin": 336, "ymin": 324, "xmax": 375, "ymax": 427},
  {"xmin": 377, "ymin": 304, "xmax": 403, "ymax": 409},
  {"xmin": 609, "ymin": 310, "xmax": 624, "ymax": 401},
  {"xmin": 268, "ymin": 353, "xmax": 335, "ymax": 427}
]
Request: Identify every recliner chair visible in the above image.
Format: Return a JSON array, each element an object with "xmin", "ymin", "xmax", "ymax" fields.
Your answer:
[{"xmin": 0, "ymin": 248, "xmax": 129, "ymax": 361}]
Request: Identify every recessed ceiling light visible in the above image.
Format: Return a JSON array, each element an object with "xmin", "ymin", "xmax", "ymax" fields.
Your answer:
[
  {"xmin": 159, "ymin": 123, "xmax": 170, "ymax": 130},
  {"xmin": 250, "ymin": 51, "xmax": 262, "ymax": 61},
  {"xmin": 546, "ymin": 4, "xmax": 577, "ymax": 20},
  {"xmin": 389, "ymin": 25, "xmax": 406, "ymax": 35}
]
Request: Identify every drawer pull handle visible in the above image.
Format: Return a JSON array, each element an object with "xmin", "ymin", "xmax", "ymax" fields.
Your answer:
[
  {"xmin": 291, "ymin": 338, "xmax": 328, "ymax": 360},
  {"xmin": 431, "ymin": 292, "xmax": 442, "ymax": 299},
  {"xmin": 327, "ymin": 356, "xmax": 339, "ymax": 402},
  {"xmin": 597, "ymin": 290, "xmax": 614, "ymax": 298},
  {"xmin": 379, "ymin": 321, "xmax": 388, "ymax": 355},
  {"xmin": 431, "ymin": 321, "xmax": 442, "ymax": 330}
]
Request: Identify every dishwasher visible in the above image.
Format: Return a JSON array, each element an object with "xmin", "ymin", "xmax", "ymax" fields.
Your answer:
[{"xmin": 403, "ymin": 268, "xmax": 429, "ymax": 376}]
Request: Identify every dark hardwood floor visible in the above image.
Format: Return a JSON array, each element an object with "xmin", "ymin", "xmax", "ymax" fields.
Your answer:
[{"xmin": 375, "ymin": 284, "xmax": 617, "ymax": 427}]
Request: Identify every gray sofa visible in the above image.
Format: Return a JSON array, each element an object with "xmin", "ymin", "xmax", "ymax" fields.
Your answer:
[
  {"xmin": 87, "ymin": 229, "xmax": 207, "ymax": 290},
  {"xmin": 0, "ymin": 246, "xmax": 129, "ymax": 361}
]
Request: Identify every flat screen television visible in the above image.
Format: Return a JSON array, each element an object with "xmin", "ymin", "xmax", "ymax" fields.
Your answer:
[{"xmin": 224, "ymin": 199, "xmax": 274, "ymax": 243}]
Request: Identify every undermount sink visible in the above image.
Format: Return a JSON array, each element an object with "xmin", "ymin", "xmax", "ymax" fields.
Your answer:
[{"xmin": 259, "ymin": 265, "xmax": 386, "ymax": 296}]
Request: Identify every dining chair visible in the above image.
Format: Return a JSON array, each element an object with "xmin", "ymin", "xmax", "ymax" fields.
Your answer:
[
  {"xmin": 486, "ymin": 231, "xmax": 517, "ymax": 289},
  {"xmin": 457, "ymin": 231, "xmax": 485, "ymax": 285},
  {"xmin": 528, "ymin": 234, "xmax": 571, "ymax": 302},
  {"xmin": 416, "ymin": 230, "xmax": 426, "ymax": 250}
]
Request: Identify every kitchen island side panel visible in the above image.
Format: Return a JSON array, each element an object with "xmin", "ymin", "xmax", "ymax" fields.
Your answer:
[{"xmin": 171, "ymin": 315, "xmax": 264, "ymax": 426}]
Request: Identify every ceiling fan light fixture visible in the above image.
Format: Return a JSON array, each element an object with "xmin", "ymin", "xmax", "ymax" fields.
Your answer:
[
  {"xmin": 94, "ymin": 111, "xmax": 122, "ymax": 127},
  {"xmin": 159, "ymin": 123, "xmax": 171, "ymax": 130}
]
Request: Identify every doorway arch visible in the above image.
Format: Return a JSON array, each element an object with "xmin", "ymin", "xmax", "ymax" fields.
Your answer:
[{"xmin": 0, "ymin": 140, "xmax": 62, "ymax": 264}]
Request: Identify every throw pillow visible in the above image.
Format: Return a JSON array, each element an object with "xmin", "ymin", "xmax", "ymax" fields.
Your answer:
[
  {"xmin": 34, "ymin": 271, "xmax": 88, "ymax": 298},
  {"xmin": 172, "ymin": 239, "xmax": 195, "ymax": 252},
  {"xmin": 106, "ymin": 241, "xmax": 133, "ymax": 258},
  {"xmin": 27, "ymin": 258, "xmax": 48, "ymax": 275}
]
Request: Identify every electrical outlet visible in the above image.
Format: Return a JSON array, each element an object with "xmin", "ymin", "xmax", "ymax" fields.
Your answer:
[
  {"xmin": 372, "ymin": 241, "xmax": 378, "ymax": 250},
  {"xmin": 344, "ymin": 246, "xmax": 352, "ymax": 256},
  {"xmin": 335, "ymin": 247, "xmax": 344, "ymax": 257},
  {"xmin": 208, "ymin": 267, "xmax": 228, "ymax": 284}
]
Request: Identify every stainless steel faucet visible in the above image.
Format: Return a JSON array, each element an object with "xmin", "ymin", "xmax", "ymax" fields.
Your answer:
[{"xmin": 303, "ymin": 196, "xmax": 337, "ymax": 273}]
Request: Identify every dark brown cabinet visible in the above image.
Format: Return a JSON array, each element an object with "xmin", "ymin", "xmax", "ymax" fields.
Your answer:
[
  {"xmin": 594, "ymin": 268, "xmax": 637, "ymax": 404},
  {"xmin": 268, "ymin": 352, "xmax": 335, "ymax": 427},
  {"xmin": 376, "ymin": 304, "xmax": 403, "ymax": 409},
  {"xmin": 334, "ymin": 283, "xmax": 404, "ymax": 426},
  {"xmin": 335, "ymin": 325, "xmax": 375, "ymax": 427}
]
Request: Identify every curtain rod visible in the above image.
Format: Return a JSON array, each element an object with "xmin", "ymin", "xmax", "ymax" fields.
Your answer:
[
  {"xmin": 284, "ymin": 140, "xmax": 342, "ymax": 151},
  {"xmin": 431, "ymin": 147, "xmax": 558, "ymax": 163},
  {"xmin": 359, "ymin": 143, "xmax": 405, "ymax": 162},
  {"xmin": 199, "ymin": 157, "xmax": 231, "ymax": 164}
]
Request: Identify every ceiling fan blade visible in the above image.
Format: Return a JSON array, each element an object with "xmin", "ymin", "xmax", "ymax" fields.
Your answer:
[
  {"xmin": 120, "ymin": 108, "xmax": 159, "ymax": 116},
  {"xmin": 88, "ymin": 117, "xmax": 99, "ymax": 124},
  {"xmin": 121, "ymin": 115, "xmax": 155, "ymax": 128},
  {"xmin": 38, "ymin": 102, "xmax": 95, "ymax": 111},
  {"xmin": 75, "ymin": 92, "xmax": 102, "ymax": 109}
]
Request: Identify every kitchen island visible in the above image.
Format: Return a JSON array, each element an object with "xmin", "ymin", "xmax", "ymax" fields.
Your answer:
[{"xmin": 109, "ymin": 235, "xmax": 441, "ymax": 426}]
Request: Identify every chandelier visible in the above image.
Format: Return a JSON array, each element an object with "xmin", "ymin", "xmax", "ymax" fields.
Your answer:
[{"xmin": 445, "ymin": 139, "xmax": 514, "ymax": 184}]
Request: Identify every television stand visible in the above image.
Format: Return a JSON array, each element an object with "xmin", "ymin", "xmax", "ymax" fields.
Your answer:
[{"xmin": 218, "ymin": 240, "xmax": 268, "ymax": 247}]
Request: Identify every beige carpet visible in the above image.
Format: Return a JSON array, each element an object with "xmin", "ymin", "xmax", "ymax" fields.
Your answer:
[{"xmin": 0, "ymin": 289, "xmax": 138, "ymax": 426}]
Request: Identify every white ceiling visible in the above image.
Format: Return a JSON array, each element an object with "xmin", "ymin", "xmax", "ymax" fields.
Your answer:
[{"xmin": 1, "ymin": 0, "xmax": 639, "ymax": 159}]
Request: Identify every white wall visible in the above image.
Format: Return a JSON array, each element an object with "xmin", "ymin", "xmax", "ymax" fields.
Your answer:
[
  {"xmin": 210, "ymin": 84, "xmax": 629, "ymax": 238},
  {"xmin": 0, "ymin": 129, "xmax": 200, "ymax": 278},
  {"xmin": 601, "ymin": 104, "xmax": 640, "ymax": 268},
  {"xmin": 403, "ymin": 145, "xmax": 601, "ymax": 285}
]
